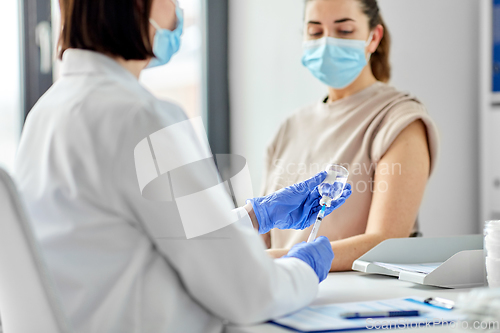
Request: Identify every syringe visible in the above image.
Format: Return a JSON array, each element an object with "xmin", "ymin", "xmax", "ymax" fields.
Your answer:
[
  {"xmin": 307, "ymin": 205, "xmax": 327, "ymax": 243},
  {"xmin": 306, "ymin": 164, "xmax": 349, "ymax": 243}
]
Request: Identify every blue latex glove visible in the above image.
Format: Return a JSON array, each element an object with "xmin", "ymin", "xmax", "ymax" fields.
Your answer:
[
  {"xmin": 247, "ymin": 172, "xmax": 352, "ymax": 234},
  {"xmin": 283, "ymin": 236, "xmax": 334, "ymax": 282}
]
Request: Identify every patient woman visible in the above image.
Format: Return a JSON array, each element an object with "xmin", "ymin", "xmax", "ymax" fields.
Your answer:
[{"xmin": 261, "ymin": 0, "xmax": 439, "ymax": 270}]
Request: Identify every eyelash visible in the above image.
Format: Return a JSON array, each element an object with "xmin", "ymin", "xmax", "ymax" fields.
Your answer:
[{"xmin": 309, "ymin": 30, "xmax": 353, "ymax": 37}]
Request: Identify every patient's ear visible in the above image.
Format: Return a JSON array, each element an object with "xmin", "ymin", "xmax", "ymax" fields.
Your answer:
[{"xmin": 369, "ymin": 24, "xmax": 384, "ymax": 54}]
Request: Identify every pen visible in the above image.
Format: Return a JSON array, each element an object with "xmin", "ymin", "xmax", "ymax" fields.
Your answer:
[
  {"xmin": 340, "ymin": 310, "xmax": 422, "ymax": 320},
  {"xmin": 424, "ymin": 297, "xmax": 455, "ymax": 310}
]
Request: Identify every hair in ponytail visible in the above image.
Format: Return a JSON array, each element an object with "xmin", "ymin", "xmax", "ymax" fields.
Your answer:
[{"xmin": 357, "ymin": 0, "xmax": 391, "ymax": 82}]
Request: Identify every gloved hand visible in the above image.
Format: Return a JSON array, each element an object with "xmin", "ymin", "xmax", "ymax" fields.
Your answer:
[
  {"xmin": 283, "ymin": 236, "xmax": 334, "ymax": 282},
  {"xmin": 247, "ymin": 172, "xmax": 352, "ymax": 234}
]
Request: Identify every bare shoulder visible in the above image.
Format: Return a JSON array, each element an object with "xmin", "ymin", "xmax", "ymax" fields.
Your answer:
[
  {"xmin": 389, "ymin": 120, "xmax": 428, "ymax": 151},
  {"xmin": 382, "ymin": 119, "xmax": 430, "ymax": 175},
  {"xmin": 403, "ymin": 119, "xmax": 427, "ymax": 135}
]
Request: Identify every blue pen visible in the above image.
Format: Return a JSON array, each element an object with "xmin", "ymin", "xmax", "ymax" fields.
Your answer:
[{"xmin": 341, "ymin": 310, "xmax": 422, "ymax": 320}]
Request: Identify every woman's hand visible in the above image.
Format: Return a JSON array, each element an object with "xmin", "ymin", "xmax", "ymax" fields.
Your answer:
[{"xmin": 246, "ymin": 172, "xmax": 352, "ymax": 234}]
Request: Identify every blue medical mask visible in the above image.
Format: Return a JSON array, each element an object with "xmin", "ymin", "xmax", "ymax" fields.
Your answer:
[
  {"xmin": 147, "ymin": 7, "xmax": 184, "ymax": 68},
  {"xmin": 301, "ymin": 33, "xmax": 373, "ymax": 89}
]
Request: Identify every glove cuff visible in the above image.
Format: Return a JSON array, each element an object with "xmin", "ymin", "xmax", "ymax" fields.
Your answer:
[{"xmin": 246, "ymin": 199, "xmax": 271, "ymax": 234}]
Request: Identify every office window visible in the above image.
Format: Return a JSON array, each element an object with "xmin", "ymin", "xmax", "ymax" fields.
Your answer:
[
  {"xmin": 0, "ymin": 0, "xmax": 22, "ymax": 173},
  {"xmin": 140, "ymin": 0, "xmax": 204, "ymax": 120},
  {"xmin": 20, "ymin": 0, "xmax": 224, "ymax": 156},
  {"xmin": 49, "ymin": 0, "xmax": 204, "ymax": 119}
]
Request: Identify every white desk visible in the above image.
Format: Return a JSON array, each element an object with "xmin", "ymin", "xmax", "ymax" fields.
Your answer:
[{"xmin": 225, "ymin": 271, "xmax": 472, "ymax": 333}]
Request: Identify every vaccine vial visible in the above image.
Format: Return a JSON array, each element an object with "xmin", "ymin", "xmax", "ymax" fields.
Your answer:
[{"xmin": 318, "ymin": 164, "xmax": 349, "ymax": 207}]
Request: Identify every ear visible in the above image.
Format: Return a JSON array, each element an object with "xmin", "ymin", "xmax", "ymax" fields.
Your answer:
[{"xmin": 368, "ymin": 24, "xmax": 384, "ymax": 54}]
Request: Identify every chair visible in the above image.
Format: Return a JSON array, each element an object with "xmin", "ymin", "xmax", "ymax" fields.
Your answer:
[{"xmin": 0, "ymin": 168, "xmax": 71, "ymax": 333}]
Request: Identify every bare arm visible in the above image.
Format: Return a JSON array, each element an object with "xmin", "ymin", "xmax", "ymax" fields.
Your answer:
[
  {"xmin": 267, "ymin": 120, "xmax": 431, "ymax": 271},
  {"xmin": 261, "ymin": 232, "xmax": 272, "ymax": 249}
]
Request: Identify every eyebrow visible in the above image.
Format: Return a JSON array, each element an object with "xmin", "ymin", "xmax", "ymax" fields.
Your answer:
[
  {"xmin": 307, "ymin": 18, "xmax": 355, "ymax": 25},
  {"xmin": 334, "ymin": 18, "xmax": 355, "ymax": 23}
]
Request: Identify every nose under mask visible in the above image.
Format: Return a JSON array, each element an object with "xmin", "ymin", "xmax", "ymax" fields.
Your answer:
[{"xmin": 301, "ymin": 32, "xmax": 374, "ymax": 89}]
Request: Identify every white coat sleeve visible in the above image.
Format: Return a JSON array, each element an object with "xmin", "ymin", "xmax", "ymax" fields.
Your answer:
[{"xmin": 113, "ymin": 103, "xmax": 319, "ymax": 325}]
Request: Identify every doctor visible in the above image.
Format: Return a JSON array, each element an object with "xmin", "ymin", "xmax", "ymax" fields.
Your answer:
[{"xmin": 14, "ymin": 0, "xmax": 351, "ymax": 332}]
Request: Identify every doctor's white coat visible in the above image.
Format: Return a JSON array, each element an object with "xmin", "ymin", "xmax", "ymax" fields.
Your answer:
[{"xmin": 14, "ymin": 49, "xmax": 319, "ymax": 333}]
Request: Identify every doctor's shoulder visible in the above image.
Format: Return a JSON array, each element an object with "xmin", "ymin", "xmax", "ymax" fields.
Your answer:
[
  {"xmin": 126, "ymin": 96, "xmax": 188, "ymax": 130},
  {"xmin": 91, "ymin": 79, "xmax": 188, "ymax": 130},
  {"xmin": 111, "ymin": 94, "xmax": 189, "ymax": 147}
]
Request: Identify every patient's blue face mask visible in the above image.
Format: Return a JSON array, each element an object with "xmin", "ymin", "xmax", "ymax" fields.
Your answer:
[
  {"xmin": 147, "ymin": 7, "xmax": 184, "ymax": 68},
  {"xmin": 301, "ymin": 32, "xmax": 374, "ymax": 89}
]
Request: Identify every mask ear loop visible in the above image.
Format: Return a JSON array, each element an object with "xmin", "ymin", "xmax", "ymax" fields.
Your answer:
[
  {"xmin": 149, "ymin": 18, "xmax": 161, "ymax": 31},
  {"xmin": 149, "ymin": 6, "xmax": 182, "ymax": 32},
  {"xmin": 365, "ymin": 31, "xmax": 375, "ymax": 61}
]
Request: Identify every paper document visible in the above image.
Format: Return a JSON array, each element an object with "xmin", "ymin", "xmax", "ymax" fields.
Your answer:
[
  {"xmin": 271, "ymin": 297, "xmax": 464, "ymax": 332},
  {"xmin": 373, "ymin": 262, "xmax": 442, "ymax": 274}
]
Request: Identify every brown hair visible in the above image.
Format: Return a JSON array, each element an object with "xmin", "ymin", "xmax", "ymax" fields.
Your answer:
[
  {"xmin": 305, "ymin": 0, "xmax": 391, "ymax": 82},
  {"xmin": 357, "ymin": 0, "xmax": 391, "ymax": 82},
  {"xmin": 58, "ymin": 0, "xmax": 155, "ymax": 60}
]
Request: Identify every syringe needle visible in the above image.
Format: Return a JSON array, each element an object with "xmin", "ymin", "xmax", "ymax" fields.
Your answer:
[{"xmin": 307, "ymin": 205, "xmax": 326, "ymax": 243}]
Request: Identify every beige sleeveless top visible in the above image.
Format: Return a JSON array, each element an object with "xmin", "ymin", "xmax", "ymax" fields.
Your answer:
[{"xmin": 261, "ymin": 82, "xmax": 439, "ymax": 249}]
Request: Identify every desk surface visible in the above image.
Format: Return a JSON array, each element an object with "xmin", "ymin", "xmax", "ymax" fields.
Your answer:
[{"xmin": 225, "ymin": 271, "xmax": 471, "ymax": 333}]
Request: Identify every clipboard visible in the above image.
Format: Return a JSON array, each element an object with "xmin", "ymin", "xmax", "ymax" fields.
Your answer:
[{"xmin": 269, "ymin": 297, "xmax": 465, "ymax": 332}]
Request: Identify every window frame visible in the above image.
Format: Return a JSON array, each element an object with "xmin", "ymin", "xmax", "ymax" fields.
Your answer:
[
  {"xmin": 203, "ymin": 0, "xmax": 231, "ymax": 155},
  {"xmin": 20, "ymin": 0, "xmax": 53, "ymax": 121}
]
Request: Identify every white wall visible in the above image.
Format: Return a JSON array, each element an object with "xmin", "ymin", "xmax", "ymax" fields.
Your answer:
[
  {"xmin": 229, "ymin": 0, "xmax": 323, "ymax": 193},
  {"xmin": 229, "ymin": 0, "xmax": 480, "ymax": 236},
  {"xmin": 378, "ymin": 0, "xmax": 480, "ymax": 236}
]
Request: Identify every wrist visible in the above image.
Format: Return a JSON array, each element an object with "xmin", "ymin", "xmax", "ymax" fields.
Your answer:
[
  {"xmin": 245, "ymin": 199, "xmax": 271, "ymax": 234},
  {"xmin": 244, "ymin": 203, "xmax": 259, "ymax": 231}
]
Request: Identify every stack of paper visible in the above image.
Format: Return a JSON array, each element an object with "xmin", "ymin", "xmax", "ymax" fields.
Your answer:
[{"xmin": 372, "ymin": 262, "xmax": 442, "ymax": 275}]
